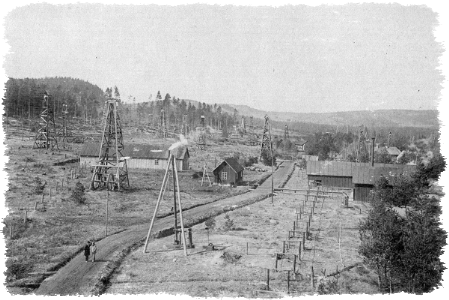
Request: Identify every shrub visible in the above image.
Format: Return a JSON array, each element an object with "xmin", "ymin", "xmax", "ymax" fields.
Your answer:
[
  {"xmin": 223, "ymin": 214, "xmax": 235, "ymax": 231},
  {"xmin": 70, "ymin": 182, "xmax": 86, "ymax": 204},
  {"xmin": 33, "ymin": 176, "xmax": 45, "ymax": 194},
  {"xmin": 261, "ymin": 150, "xmax": 276, "ymax": 166},
  {"xmin": 205, "ymin": 217, "xmax": 216, "ymax": 230},
  {"xmin": 244, "ymin": 156, "xmax": 258, "ymax": 167},
  {"xmin": 5, "ymin": 260, "xmax": 33, "ymax": 282},
  {"xmin": 317, "ymin": 276, "xmax": 340, "ymax": 295}
]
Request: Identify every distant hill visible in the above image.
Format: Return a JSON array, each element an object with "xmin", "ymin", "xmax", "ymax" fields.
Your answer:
[{"xmin": 219, "ymin": 104, "xmax": 439, "ymax": 128}]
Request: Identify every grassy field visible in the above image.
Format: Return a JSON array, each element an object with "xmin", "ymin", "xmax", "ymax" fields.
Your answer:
[
  {"xmin": 106, "ymin": 168, "xmax": 379, "ymax": 296},
  {"xmin": 3, "ymin": 123, "xmax": 265, "ymax": 294}
]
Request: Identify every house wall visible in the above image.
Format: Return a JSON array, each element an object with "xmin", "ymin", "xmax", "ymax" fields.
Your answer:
[
  {"xmin": 181, "ymin": 156, "xmax": 189, "ymax": 171},
  {"xmin": 354, "ymin": 184, "xmax": 374, "ymax": 202},
  {"xmin": 308, "ymin": 175, "xmax": 353, "ymax": 188},
  {"xmin": 215, "ymin": 164, "xmax": 237, "ymax": 185},
  {"xmin": 80, "ymin": 156, "xmax": 185, "ymax": 170}
]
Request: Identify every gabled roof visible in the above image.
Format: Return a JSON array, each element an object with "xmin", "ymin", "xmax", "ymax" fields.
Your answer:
[
  {"xmin": 306, "ymin": 161, "xmax": 406, "ymax": 177},
  {"xmin": 386, "ymin": 147, "xmax": 401, "ymax": 156},
  {"xmin": 307, "ymin": 161, "xmax": 370, "ymax": 177},
  {"xmin": 352, "ymin": 164, "xmax": 416, "ymax": 185},
  {"xmin": 295, "ymin": 138, "xmax": 307, "ymax": 145},
  {"xmin": 213, "ymin": 157, "xmax": 244, "ymax": 174},
  {"xmin": 80, "ymin": 143, "xmax": 189, "ymax": 160},
  {"xmin": 375, "ymin": 146, "xmax": 401, "ymax": 156}
]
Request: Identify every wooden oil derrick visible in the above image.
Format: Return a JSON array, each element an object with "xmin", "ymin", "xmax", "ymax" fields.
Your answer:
[
  {"xmin": 159, "ymin": 109, "xmax": 167, "ymax": 138},
  {"xmin": 90, "ymin": 98, "xmax": 129, "ymax": 191},
  {"xmin": 284, "ymin": 125, "xmax": 290, "ymax": 153},
  {"xmin": 240, "ymin": 116, "xmax": 246, "ymax": 135},
  {"xmin": 259, "ymin": 115, "xmax": 271, "ymax": 161},
  {"xmin": 201, "ymin": 164, "xmax": 212, "ymax": 186},
  {"xmin": 34, "ymin": 92, "xmax": 58, "ymax": 150},
  {"xmin": 182, "ymin": 114, "xmax": 188, "ymax": 136},
  {"xmin": 144, "ymin": 151, "xmax": 188, "ymax": 255},
  {"xmin": 247, "ymin": 116, "xmax": 258, "ymax": 146},
  {"xmin": 58, "ymin": 103, "xmax": 71, "ymax": 148},
  {"xmin": 197, "ymin": 115, "xmax": 207, "ymax": 150}
]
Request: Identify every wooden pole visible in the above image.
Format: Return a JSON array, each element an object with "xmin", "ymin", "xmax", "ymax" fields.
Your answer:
[
  {"xmin": 283, "ymin": 241, "xmax": 286, "ymax": 253},
  {"xmin": 143, "ymin": 157, "xmax": 171, "ymax": 253},
  {"xmin": 172, "ymin": 157, "xmax": 178, "ymax": 244},
  {"xmin": 302, "ymin": 232, "xmax": 306, "ymax": 250},
  {"xmin": 299, "ymin": 241, "xmax": 302, "ymax": 259},
  {"xmin": 267, "ymin": 269, "xmax": 270, "ymax": 290},
  {"xmin": 34, "ymin": 201, "xmax": 38, "ymax": 211},
  {"xmin": 173, "ymin": 154, "xmax": 188, "ymax": 256},
  {"xmin": 105, "ymin": 189, "xmax": 109, "ymax": 237},
  {"xmin": 287, "ymin": 270, "xmax": 290, "ymax": 294},
  {"xmin": 311, "ymin": 266, "xmax": 315, "ymax": 289}
]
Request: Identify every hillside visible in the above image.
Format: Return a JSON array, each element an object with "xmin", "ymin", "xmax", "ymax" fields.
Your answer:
[{"xmin": 220, "ymin": 104, "xmax": 439, "ymax": 128}]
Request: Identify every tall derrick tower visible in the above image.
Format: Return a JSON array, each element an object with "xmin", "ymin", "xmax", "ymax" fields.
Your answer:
[
  {"xmin": 34, "ymin": 92, "xmax": 58, "ymax": 150},
  {"xmin": 90, "ymin": 98, "xmax": 129, "ymax": 190},
  {"xmin": 59, "ymin": 103, "xmax": 70, "ymax": 148},
  {"xmin": 197, "ymin": 115, "xmax": 207, "ymax": 150},
  {"xmin": 283, "ymin": 124, "xmax": 290, "ymax": 152},
  {"xmin": 181, "ymin": 114, "xmax": 188, "ymax": 136},
  {"xmin": 159, "ymin": 109, "xmax": 167, "ymax": 138},
  {"xmin": 259, "ymin": 115, "xmax": 271, "ymax": 161}
]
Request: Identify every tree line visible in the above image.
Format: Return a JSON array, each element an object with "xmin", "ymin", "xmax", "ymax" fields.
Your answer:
[{"xmin": 3, "ymin": 77, "xmax": 106, "ymax": 121}]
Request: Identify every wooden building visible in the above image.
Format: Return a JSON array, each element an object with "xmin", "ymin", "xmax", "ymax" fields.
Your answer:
[
  {"xmin": 306, "ymin": 161, "xmax": 359, "ymax": 188},
  {"xmin": 306, "ymin": 160, "xmax": 416, "ymax": 202},
  {"xmin": 352, "ymin": 165, "xmax": 416, "ymax": 202},
  {"xmin": 212, "ymin": 157, "xmax": 244, "ymax": 185},
  {"xmin": 79, "ymin": 143, "xmax": 190, "ymax": 171}
]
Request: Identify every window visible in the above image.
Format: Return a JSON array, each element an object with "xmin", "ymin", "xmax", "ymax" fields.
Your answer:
[
  {"xmin": 221, "ymin": 171, "xmax": 227, "ymax": 180},
  {"xmin": 155, "ymin": 159, "xmax": 159, "ymax": 165}
]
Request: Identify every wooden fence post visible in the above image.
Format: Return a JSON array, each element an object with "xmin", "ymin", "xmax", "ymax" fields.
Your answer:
[
  {"xmin": 267, "ymin": 269, "xmax": 270, "ymax": 290},
  {"xmin": 34, "ymin": 201, "xmax": 38, "ymax": 211},
  {"xmin": 311, "ymin": 266, "xmax": 315, "ymax": 289},
  {"xmin": 287, "ymin": 270, "xmax": 290, "ymax": 294}
]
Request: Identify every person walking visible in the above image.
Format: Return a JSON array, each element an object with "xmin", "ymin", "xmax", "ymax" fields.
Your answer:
[
  {"xmin": 90, "ymin": 241, "xmax": 97, "ymax": 262},
  {"xmin": 84, "ymin": 241, "xmax": 91, "ymax": 262}
]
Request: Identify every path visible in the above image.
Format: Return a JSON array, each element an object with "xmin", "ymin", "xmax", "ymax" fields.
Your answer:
[{"xmin": 35, "ymin": 161, "xmax": 294, "ymax": 295}]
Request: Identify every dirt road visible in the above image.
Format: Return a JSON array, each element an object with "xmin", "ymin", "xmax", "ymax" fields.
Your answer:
[{"xmin": 34, "ymin": 161, "xmax": 294, "ymax": 295}]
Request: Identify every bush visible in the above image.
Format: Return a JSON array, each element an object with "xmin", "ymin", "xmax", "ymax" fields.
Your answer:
[
  {"xmin": 261, "ymin": 150, "xmax": 276, "ymax": 166},
  {"xmin": 5, "ymin": 260, "xmax": 33, "ymax": 282},
  {"xmin": 70, "ymin": 182, "xmax": 86, "ymax": 204},
  {"xmin": 223, "ymin": 214, "xmax": 235, "ymax": 231},
  {"xmin": 205, "ymin": 217, "xmax": 216, "ymax": 230},
  {"xmin": 244, "ymin": 156, "xmax": 258, "ymax": 167},
  {"xmin": 33, "ymin": 176, "xmax": 45, "ymax": 194}
]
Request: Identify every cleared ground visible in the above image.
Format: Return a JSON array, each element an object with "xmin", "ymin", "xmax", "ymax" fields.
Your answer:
[
  {"xmin": 106, "ymin": 168, "xmax": 379, "ymax": 296},
  {"xmin": 3, "ymin": 124, "xmax": 265, "ymax": 294}
]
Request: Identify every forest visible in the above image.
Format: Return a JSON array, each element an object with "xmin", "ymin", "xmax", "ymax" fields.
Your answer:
[{"xmin": 3, "ymin": 77, "xmax": 106, "ymax": 121}]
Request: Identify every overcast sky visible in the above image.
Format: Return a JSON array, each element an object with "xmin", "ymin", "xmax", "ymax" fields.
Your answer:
[{"xmin": 2, "ymin": 2, "xmax": 445, "ymax": 113}]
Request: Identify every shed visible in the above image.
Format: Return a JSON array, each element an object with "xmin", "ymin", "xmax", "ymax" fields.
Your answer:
[
  {"xmin": 212, "ymin": 157, "xmax": 244, "ymax": 185},
  {"xmin": 306, "ymin": 161, "xmax": 359, "ymax": 188},
  {"xmin": 295, "ymin": 139, "xmax": 307, "ymax": 152},
  {"xmin": 352, "ymin": 164, "xmax": 416, "ymax": 202},
  {"xmin": 79, "ymin": 143, "xmax": 190, "ymax": 171},
  {"xmin": 376, "ymin": 146, "xmax": 402, "ymax": 162}
]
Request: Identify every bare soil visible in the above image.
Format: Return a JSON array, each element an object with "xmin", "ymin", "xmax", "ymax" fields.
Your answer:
[
  {"xmin": 106, "ymin": 168, "xmax": 379, "ymax": 296},
  {"xmin": 2, "ymin": 124, "xmax": 267, "ymax": 294}
]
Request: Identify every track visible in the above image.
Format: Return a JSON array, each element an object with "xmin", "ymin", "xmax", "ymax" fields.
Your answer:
[{"xmin": 34, "ymin": 161, "xmax": 295, "ymax": 295}]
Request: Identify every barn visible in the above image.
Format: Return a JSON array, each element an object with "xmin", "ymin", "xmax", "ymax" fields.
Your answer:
[
  {"xmin": 306, "ymin": 160, "xmax": 416, "ymax": 202},
  {"xmin": 352, "ymin": 164, "xmax": 416, "ymax": 202},
  {"xmin": 79, "ymin": 143, "xmax": 190, "ymax": 171},
  {"xmin": 212, "ymin": 157, "xmax": 244, "ymax": 185},
  {"xmin": 306, "ymin": 161, "xmax": 367, "ymax": 188}
]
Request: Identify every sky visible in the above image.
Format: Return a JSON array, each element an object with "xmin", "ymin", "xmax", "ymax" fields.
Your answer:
[{"xmin": 1, "ymin": 1, "xmax": 446, "ymax": 113}]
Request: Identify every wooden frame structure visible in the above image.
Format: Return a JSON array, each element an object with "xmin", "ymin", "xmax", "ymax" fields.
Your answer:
[
  {"xmin": 90, "ymin": 98, "xmax": 129, "ymax": 191},
  {"xmin": 143, "ymin": 153, "xmax": 188, "ymax": 255},
  {"xmin": 33, "ymin": 93, "xmax": 58, "ymax": 150}
]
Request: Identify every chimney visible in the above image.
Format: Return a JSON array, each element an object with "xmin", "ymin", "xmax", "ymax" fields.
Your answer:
[{"xmin": 371, "ymin": 137, "xmax": 375, "ymax": 167}]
